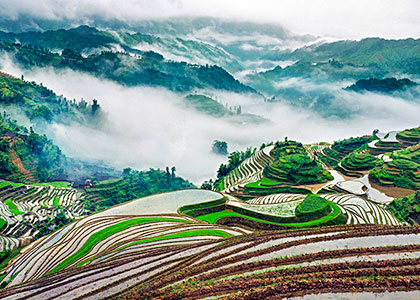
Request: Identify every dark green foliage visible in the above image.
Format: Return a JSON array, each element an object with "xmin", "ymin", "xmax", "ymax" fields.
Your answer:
[
  {"xmin": 332, "ymin": 136, "xmax": 372, "ymax": 153},
  {"xmin": 258, "ymin": 38, "xmax": 420, "ymax": 80},
  {"xmin": 34, "ymin": 210, "xmax": 72, "ymax": 239},
  {"xmin": 370, "ymin": 144, "xmax": 420, "ymax": 190},
  {"xmin": 13, "ymin": 131, "xmax": 66, "ymax": 182},
  {"xmin": 387, "ymin": 191, "xmax": 420, "ymax": 224},
  {"xmin": 346, "ymin": 77, "xmax": 417, "ymax": 93},
  {"xmin": 212, "ymin": 140, "xmax": 228, "ymax": 156},
  {"xmin": 216, "ymin": 147, "xmax": 256, "ymax": 179},
  {"xmin": 264, "ymin": 141, "xmax": 332, "ymax": 185},
  {"xmin": 0, "ymin": 247, "xmax": 21, "ymax": 274},
  {"xmin": 397, "ymin": 127, "xmax": 420, "ymax": 143},
  {"xmin": 296, "ymin": 194, "xmax": 330, "ymax": 217},
  {"xmin": 0, "ymin": 74, "xmax": 99, "ymax": 123},
  {"xmin": 179, "ymin": 198, "xmax": 226, "ymax": 218},
  {"xmin": 341, "ymin": 152, "xmax": 381, "ymax": 170},
  {"xmin": 0, "ymin": 41, "xmax": 255, "ymax": 94},
  {"xmin": 0, "ymin": 25, "xmax": 117, "ymax": 53},
  {"xmin": 85, "ymin": 168, "xmax": 195, "ymax": 211},
  {"xmin": 200, "ymin": 179, "xmax": 214, "ymax": 190}
]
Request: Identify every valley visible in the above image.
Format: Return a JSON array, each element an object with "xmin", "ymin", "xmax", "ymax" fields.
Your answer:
[{"xmin": 0, "ymin": 4, "xmax": 419, "ymax": 299}]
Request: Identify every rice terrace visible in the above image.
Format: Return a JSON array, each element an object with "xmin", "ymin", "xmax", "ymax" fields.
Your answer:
[
  {"xmin": 0, "ymin": 127, "xmax": 419, "ymax": 299},
  {"xmin": 0, "ymin": 1, "xmax": 420, "ymax": 299}
]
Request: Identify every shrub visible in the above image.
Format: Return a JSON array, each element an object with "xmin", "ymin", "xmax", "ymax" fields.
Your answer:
[{"xmin": 296, "ymin": 194, "xmax": 331, "ymax": 219}]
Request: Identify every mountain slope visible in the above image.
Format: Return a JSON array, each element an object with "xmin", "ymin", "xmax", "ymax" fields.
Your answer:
[{"xmin": 0, "ymin": 41, "xmax": 255, "ymax": 93}]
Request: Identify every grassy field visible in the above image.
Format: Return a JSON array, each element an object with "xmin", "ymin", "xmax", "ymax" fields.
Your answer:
[
  {"xmin": 49, "ymin": 217, "xmax": 193, "ymax": 274},
  {"xmin": 0, "ymin": 182, "xmax": 11, "ymax": 189},
  {"xmin": 4, "ymin": 199, "xmax": 24, "ymax": 215},
  {"xmin": 53, "ymin": 197, "xmax": 60, "ymax": 208},
  {"xmin": 0, "ymin": 217, "xmax": 6, "ymax": 229},
  {"xmin": 32, "ymin": 181, "xmax": 71, "ymax": 188},
  {"xmin": 117, "ymin": 229, "xmax": 233, "ymax": 251}
]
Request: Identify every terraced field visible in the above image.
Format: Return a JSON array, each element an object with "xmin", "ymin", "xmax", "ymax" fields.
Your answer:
[
  {"xmin": 370, "ymin": 145, "xmax": 420, "ymax": 191},
  {"xmin": 0, "ymin": 133, "xmax": 418, "ymax": 298},
  {"xmin": 397, "ymin": 127, "xmax": 420, "ymax": 146},
  {"xmin": 221, "ymin": 145, "xmax": 274, "ymax": 193},
  {"xmin": 2, "ymin": 224, "xmax": 418, "ymax": 299},
  {"xmin": 0, "ymin": 190, "xmax": 244, "ymax": 297},
  {"xmin": 243, "ymin": 192, "xmax": 399, "ymax": 226},
  {"xmin": 0, "ymin": 182, "xmax": 86, "ymax": 251}
]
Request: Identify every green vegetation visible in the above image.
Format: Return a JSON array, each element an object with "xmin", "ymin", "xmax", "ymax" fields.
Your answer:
[
  {"xmin": 0, "ymin": 40, "xmax": 255, "ymax": 94},
  {"xmin": 331, "ymin": 136, "xmax": 372, "ymax": 153},
  {"xmin": 0, "ymin": 74, "xmax": 100, "ymax": 123},
  {"xmin": 341, "ymin": 152, "xmax": 381, "ymax": 170},
  {"xmin": 241, "ymin": 182, "xmax": 311, "ymax": 198},
  {"xmin": 32, "ymin": 181, "xmax": 71, "ymax": 188},
  {"xmin": 397, "ymin": 127, "xmax": 420, "ymax": 144},
  {"xmin": 212, "ymin": 140, "xmax": 228, "ymax": 156},
  {"xmin": 84, "ymin": 167, "xmax": 195, "ymax": 211},
  {"xmin": 0, "ymin": 247, "xmax": 22, "ymax": 273},
  {"xmin": 179, "ymin": 198, "xmax": 226, "ymax": 218},
  {"xmin": 0, "ymin": 181, "xmax": 11, "ymax": 189},
  {"xmin": 0, "ymin": 217, "xmax": 5, "ymax": 229},
  {"xmin": 0, "ymin": 25, "xmax": 117, "ymax": 53},
  {"xmin": 197, "ymin": 201, "xmax": 343, "ymax": 228},
  {"xmin": 185, "ymin": 95, "xmax": 233, "ymax": 117},
  {"xmin": 257, "ymin": 38, "xmax": 420, "ymax": 81},
  {"xmin": 53, "ymin": 197, "xmax": 60, "ymax": 208},
  {"xmin": 33, "ymin": 211, "xmax": 72, "ymax": 239},
  {"xmin": 317, "ymin": 136, "xmax": 373, "ymax": 168},
  {"xmin": 0, "ymin": 113, "xmax": 74, "ymax": 183},
  {"xmin": 4, "ymin": 199, "xmax": 24, "ymax": 215},
  {"xmin": 295, "ymin": 194, "xmax": 330, "ymax": 217},
  {"xmin": 387, "ymin": 191, "xmax": 420, "ymax": 224},
  {"xmin": 49, "ymin": 217, "xmax": 192, "ymax": 274},
  {"xmin": 117, "ymin": 229, "xmax": 232, "ymax": 251},
  {"xmin": 370, "ymin": 144, "xmax": 420, "ymax": 189},
  {"xmin": 346, "ymin": 77, "xmax": 417, "ymax": 93},
  {"xmin": 214, "ymin": 146, "xmax": 256, "ymax": 188},
  {"xmin": 263, "ymin": 141, "xmax": 332, "ymax": 185}
]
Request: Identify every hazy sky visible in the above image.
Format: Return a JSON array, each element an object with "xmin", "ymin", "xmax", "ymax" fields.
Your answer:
[{"xmin": 0, "ymin": 0, "xmax": 419, "ymax": 39}]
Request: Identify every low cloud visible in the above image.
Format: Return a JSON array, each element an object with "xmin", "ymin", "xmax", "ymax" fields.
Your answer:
[
  {"xmin": 1, "ymin": 56, "xmax": 419, "ymax": 184},
  {"xmin": 0, "ymin": 0, "xmax": 419, "ymax": 39}
]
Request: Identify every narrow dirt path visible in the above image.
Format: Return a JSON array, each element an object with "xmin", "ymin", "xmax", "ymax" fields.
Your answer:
[{"xmin": 7, "ymin": 137, "xmax": 37, "ymax": 182}]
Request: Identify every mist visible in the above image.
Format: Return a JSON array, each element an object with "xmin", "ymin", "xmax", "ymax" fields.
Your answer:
[
  {"xmin": 1, "ymin": 0, "xmax": 419, "ymax": 39},
  {"xmin": 1, "ymin": 53, "xmax": 419, "ymax": 184}
]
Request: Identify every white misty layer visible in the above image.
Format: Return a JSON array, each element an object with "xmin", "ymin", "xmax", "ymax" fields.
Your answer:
[{"xmin": 1, "ymin": 58, "xmax": 420, "ymax": 184}]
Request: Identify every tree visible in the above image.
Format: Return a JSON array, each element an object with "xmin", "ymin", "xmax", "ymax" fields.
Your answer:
[
  {"xmin": 91, "ymin": 99, "xmax": 100, "ymax": 115},
  {"xmin": 171, "ymin": 166, "xmax": 176, "ymax": 179},
  {"xmin": 212, "ymin": 140, "xmax": 228, "ymax": 156},
  {"xmin": 166, "ymin": 166, "xmax": 171, "ymax": 184},
  {"xmin": 200, "ymin": 179, "xmax": 213, "ymax": 190},
  {"xmin": 122, "ymin": 168, "xmax": 132, "ymax": 177}
]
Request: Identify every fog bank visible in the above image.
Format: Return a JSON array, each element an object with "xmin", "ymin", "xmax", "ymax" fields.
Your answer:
[{"xmin": 1, "ymin": 58, "xmax": 419, "ymax": 183}]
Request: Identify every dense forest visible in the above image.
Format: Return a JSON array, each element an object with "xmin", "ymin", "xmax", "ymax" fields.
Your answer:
[
  {"xmin": 346, "ymin": 77, "xmax": 417, "ymax": 93},
  {"xmin": 84, "ymin": 167, "xmax": 195, "ymax": 211},
  {"xmin": 0, "ymin": 73, "xmax": 101, "ymax": 124},
  {"xmin": 0, "ymin": 41, "xmax": 255, "ymax": 93}
]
